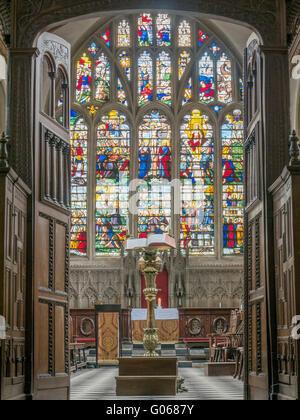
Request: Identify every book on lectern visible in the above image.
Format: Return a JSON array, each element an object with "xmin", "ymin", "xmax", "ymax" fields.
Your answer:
[{"xmin": 126, "ymin": 234, "xmax": 176, "ymax": 250}]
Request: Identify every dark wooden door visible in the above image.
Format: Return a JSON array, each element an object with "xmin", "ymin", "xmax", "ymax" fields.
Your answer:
[{"xmin": 0, "ymin": 168, "xmax": 30, "ymax": 400}]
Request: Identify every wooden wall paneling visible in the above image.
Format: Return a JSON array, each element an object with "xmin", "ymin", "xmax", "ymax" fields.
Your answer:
[
  {"xmin": 0, "ymin": 167, "xmax": 30, "ymax": 400},
  {"xmin": 178, "ymin": 308, "xmax": 236, "ymax": 339},
  {"xmin": 270, "ymin": 165, "xmax": 300, "ymax": 400}
]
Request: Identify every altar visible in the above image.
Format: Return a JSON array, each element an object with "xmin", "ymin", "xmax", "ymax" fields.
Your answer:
[{"xmin": 131, "ymin": 308, "xmax": 179, "ymax": 343}]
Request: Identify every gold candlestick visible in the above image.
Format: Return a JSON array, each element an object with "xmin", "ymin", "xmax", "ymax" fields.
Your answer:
[{"xmin": 139, "ymin": 248, "xmax": 162, "ymax": 357}]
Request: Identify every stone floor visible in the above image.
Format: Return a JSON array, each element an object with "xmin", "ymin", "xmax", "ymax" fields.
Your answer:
[{"xmin": 70, "ymin": 368, "xmax": 244, "ymax": 400}]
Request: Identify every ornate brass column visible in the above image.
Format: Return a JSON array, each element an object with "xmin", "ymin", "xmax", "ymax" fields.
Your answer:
[{"xmin": 139, "ymin": 249, "xmax": 162, "ymax": 357}]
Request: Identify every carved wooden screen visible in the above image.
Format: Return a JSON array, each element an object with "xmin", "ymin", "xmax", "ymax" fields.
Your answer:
[{"xmin": 33, "ymin": 33, "xmax": 71, "ymax": 400}]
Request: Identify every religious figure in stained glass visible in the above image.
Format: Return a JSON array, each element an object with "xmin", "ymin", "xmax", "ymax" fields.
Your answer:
[
  {"xmin": 156, "ymin": 14, "xmax": 171, "ymax": 46},
  {"xmin": 178, "ymin": 20, "xmax": 192, "ymax": 47},
  {"xmin": 199, "ymin": 53, "xmax": 215, "ymax": 103},
  {"xmin": 183, "ymin": 78, "xmax": 192, "ymax": 105},
  {"xmin": 76, "ymin": 54, "xmax": 92, "ymax": 104},
  {"xmin": 117, "ymin": 20, "xmax": 130, "ymax": 47},
  {"xmin": 138, "ymin": 13, "xmax": 153, "ymax": 46},
  {"xmin": 217, "ymin": 53, "xmax": 233, "ymax": 103},
  {"xmin": 138, "ymin": 112, "xmax": 172, "ymax": 237},
  {"xmin": 138, "ymin": 52, "xmax": 153, "ymax": 106},
  {"xmin": 70, "ymin": 111, "xmax": 88, "ymax": 255},
  {"xmin": 180, "ymin": 110, "xmax": 214, "ymax": 254},
  {"xmin": 95, "ymin": 111, "xmax": 130, "ymax": 254},
  {"xmin": 157, "ymin": 52, "xmax": 172, "ymax": 105},
  {"xmin": 117, "ymin": 79, "xmax": 127, "ymax": 106},
  {"xmin": 118, "ymin": 51, "xmax": 131, "ymax": 80},
  {"xmin": 95, "ymin": 53, "xmax": 110, "ymax": 102},
  {"xmin": 178, "ymin": 51, "xmax": 191, "ymax": 80},
  {"xmin": 222, "ymin": 110, "xmax": 244, "ymax": 255}
]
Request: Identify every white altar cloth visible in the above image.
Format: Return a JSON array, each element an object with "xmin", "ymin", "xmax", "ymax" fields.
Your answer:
[{"xmin": 131, "ymin": 308, "xmax": 179, "ymax": 321}]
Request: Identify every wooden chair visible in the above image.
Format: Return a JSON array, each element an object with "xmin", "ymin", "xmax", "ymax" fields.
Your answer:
[{"xmin": 209, "ymin": 310, "xmax": 244, "ymax": 366}]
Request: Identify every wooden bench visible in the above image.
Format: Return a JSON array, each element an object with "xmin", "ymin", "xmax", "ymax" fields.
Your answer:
[
  {"xmin": 183, "ymin": 338, "xmax": 210, "ymax": 360},
  {"xmin": 70, "ymin": 343, "xmax": 89, "ymax": 372}
]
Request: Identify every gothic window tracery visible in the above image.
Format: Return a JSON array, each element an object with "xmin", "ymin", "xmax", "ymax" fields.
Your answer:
[{"xmin": 57, "ymin": 13, "xmax": 244, "ymax": 258}]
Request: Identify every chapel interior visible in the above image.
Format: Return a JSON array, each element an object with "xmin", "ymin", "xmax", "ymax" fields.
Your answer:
[{"xmin": 0, "ymin": 0, "xmax": 300, "ymax": 401}]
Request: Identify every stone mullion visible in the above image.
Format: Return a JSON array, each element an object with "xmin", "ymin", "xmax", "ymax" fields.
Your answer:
[
  {"xmin": 130, "ymin": 119, "xmax": 138, "ymax": 239},
  {"xmin": 9, "ymin": 48, "xmax": 39, "ymax": 187},
  {"xmin": 130, "ymin": 13, "xmax": 138, "ymax": 239},
  {"xmin": 89, "ymin": 120, "xmax": 97, "ymax": 260},
  {"xmin": 215, "ymin": 116, "xmax": 222, "ymax": 260},
  {"xmin": 173, "ymin": 116, "xmax": 180, "ymax": 248}
]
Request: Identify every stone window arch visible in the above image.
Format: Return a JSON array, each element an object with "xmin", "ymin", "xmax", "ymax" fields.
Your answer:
[{"xmin": 57, "ymin": 12, "xmax": 244, "ymax": 259}]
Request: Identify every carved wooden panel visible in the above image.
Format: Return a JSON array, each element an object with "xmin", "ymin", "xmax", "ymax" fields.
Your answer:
[
  {"xmin": 270, "ymin": 166, "xmax": 300, "ymax": 400},
  {"xmin": 178, "ymin": 308, "xmax": 236, "ymax": 340},
  {"xmin": 70, "ymin": 309, "xmax": 131, "ymax": 344},
  {"xmin": 32, "ymin": 32, "xmax": 71, "ymax": 400},
  {"xmin": 0, "ymin": 168, "xmax": 30, "ymax": 400}
]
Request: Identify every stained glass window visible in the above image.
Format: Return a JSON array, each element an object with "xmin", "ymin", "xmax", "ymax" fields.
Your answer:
[
  {"xmin": 222, "ymin": 110, "xmax": 244, "ymax": 255},
  {"xmin": 138, "ymin": 112, "xmax": 172, "ymax": 237},
  {"xmin": 118, "ymin": 51, "xmax": 131, "ymax": 80},
  {"xmin": 199, "ymin": 53, "xmax": 215, "ymax": 103},
  {"xmin": 180, "ymin": 110, "xmax": 214, "ymax": 255},
  {"xmin": 178, "ymin": 51, "xmax": 191, "ymax": 80},
  {"xmin": 240, "ymin": 78, "xmax": 244, "ymax": 101},
  {"xmin": 217, "ymin": 53, "xmax": 232, "ymax": 103},
  {"xmin": 117, "ymin": 79, "xmax": 127, "ymax": 106},
  {"xmin": 96, "ymin": 111, "xmax": 130, "ymax": 255},
  {"xmin": 199, "ymin": 29, "xmax": 208, "ymax": 46},
  {"xmin": 210, "ymin": 42, "xmax": 221, "ymax": 56},
  {"xmin": 100, "ymin": 29, "xmax": 111, "ymax": 47},
  {"xmin": 183, "ymin": 78, "xmax": 192, "ymax": 105},
  {"xmin": 95, "ymin": 53, "xmax": 110, "ymax": 102},
  {"xmin": 76, "ymin": 54, "xmax": 92, "ymax": 104},
  {"xmin": 178, "ymin": 20, "xmax": 192, "ymax": 47},
  {"xmin": 156, "ymin": 14, "xmax": 171, "ymax": 46},
  {"xmin": 70, "ymin": 111, "xmax": 88, "ymax": 256},
  {"xmin": 67, "ymin": 14, "xmax": 244, "ymax": 260},
  {"xmin": 138, "ymin": 51, "xmax": 153, "ymax": 106},
  {"xmin": 117, "ymin": 20, "xmax": 130, "ymax": 47},
  {"xmin": 138, "ymin": 13, "xmax": 153, "ymax": 46},
  {"xmin": 157, "ymin": 51, "xmax": 172, "ymax": 105},
  {"xmin": 88, "ymin": 42, "xmax": 99, "ymax": 57}
]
